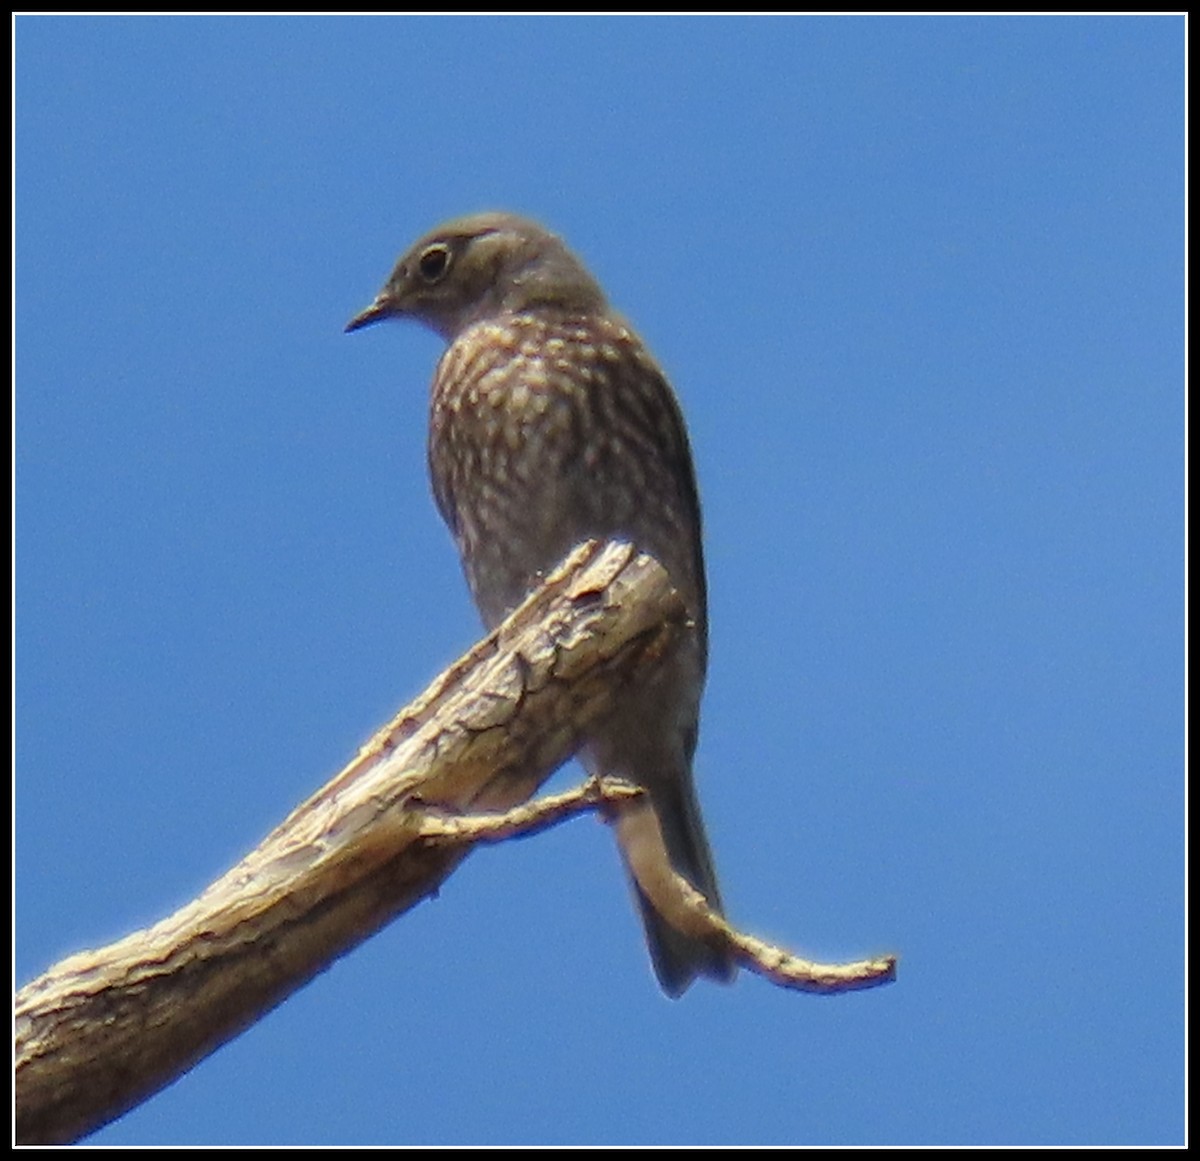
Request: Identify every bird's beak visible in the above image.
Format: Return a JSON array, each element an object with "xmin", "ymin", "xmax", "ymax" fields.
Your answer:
[{"xmin": 344, "ymin": 293, "xmax": 396, "ymax": 334}]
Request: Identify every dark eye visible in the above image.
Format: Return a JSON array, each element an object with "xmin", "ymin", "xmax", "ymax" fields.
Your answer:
[{"xmin": 417, "ymin": 243, "xmax": 452, "ymax": 283}]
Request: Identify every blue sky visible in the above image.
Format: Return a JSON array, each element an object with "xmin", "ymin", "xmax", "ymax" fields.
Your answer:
[{"xmin": 15, "ymin": 15, "xmax": 1183, "ymax": 1146}]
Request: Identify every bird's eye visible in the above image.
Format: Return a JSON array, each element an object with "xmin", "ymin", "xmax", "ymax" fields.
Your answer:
[{"xmin": 417, "ymin": 244, "xmax": 452, "ymax": 283}]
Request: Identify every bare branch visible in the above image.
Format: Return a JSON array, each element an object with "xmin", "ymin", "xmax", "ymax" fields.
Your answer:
[
  {"xmin": 15, "ymin": 539, "xmax": 897, "ymax": 1145},
  {"xmin": 15, "ymin": 541, "xmax": 684, "ymax": 1144}
]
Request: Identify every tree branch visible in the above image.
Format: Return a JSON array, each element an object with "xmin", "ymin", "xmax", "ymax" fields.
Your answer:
[{"xmin": 15, "ymin": 540, "xmax": 895, "ymax": 1145}]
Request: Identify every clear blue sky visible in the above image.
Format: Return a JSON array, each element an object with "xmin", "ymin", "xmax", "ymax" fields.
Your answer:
[{"xmin": 15, "ymin": 15, "xmax": 1183, "ymax": 1146}]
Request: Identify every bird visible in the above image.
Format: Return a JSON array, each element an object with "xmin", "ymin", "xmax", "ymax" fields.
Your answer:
[{"xmin": 345, "ymin": 212, "xmax": 735, "ymax": 996}]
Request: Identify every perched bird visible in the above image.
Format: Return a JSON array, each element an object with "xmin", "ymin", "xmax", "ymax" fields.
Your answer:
[{"xmin": 346, "ymin": 212, "xmax": 735, "ymax": 996}]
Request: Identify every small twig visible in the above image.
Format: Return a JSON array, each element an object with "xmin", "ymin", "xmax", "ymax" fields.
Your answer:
[
  {"xmin": 415, "ymin": 778, "xmax": 644, "ymax": 844},
  {"xmin": 419, "ymin": 777, "xmax": 896, "ymax": 994}
]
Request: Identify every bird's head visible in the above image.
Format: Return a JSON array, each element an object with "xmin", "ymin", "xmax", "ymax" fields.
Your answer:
[{"xmin": 345, "ymin": 212, "xmax": 607, "ymax": 341}]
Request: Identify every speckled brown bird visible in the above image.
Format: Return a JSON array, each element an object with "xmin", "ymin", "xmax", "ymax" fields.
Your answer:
[{"xmin": 346, "ymin": 212, "xmax": 735, "ymax": 996}]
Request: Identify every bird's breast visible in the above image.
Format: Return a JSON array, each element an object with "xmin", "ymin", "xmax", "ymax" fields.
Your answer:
[{"xmin": 427, "ymin": 313, "xmax": 705, "ymax": 630}]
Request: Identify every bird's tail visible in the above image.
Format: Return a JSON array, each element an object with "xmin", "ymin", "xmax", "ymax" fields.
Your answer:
[{"xmin": 612, "ymin": 767, "xmax": 737, "ymax": 998}]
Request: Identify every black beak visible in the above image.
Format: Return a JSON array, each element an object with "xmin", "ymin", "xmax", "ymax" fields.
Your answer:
[{"xmin": 344, "ymin": 294, "xmax": 395, "ymax": 334}]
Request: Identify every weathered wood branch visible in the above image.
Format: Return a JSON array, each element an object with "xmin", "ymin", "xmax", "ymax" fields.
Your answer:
[
  {"xmin": 16, "ymin": 541, "xmax": 680, "ymax": 1142},
  {"xmin": 15, "ymin": 540, "xmax": 896, "ymax": 1145}
]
